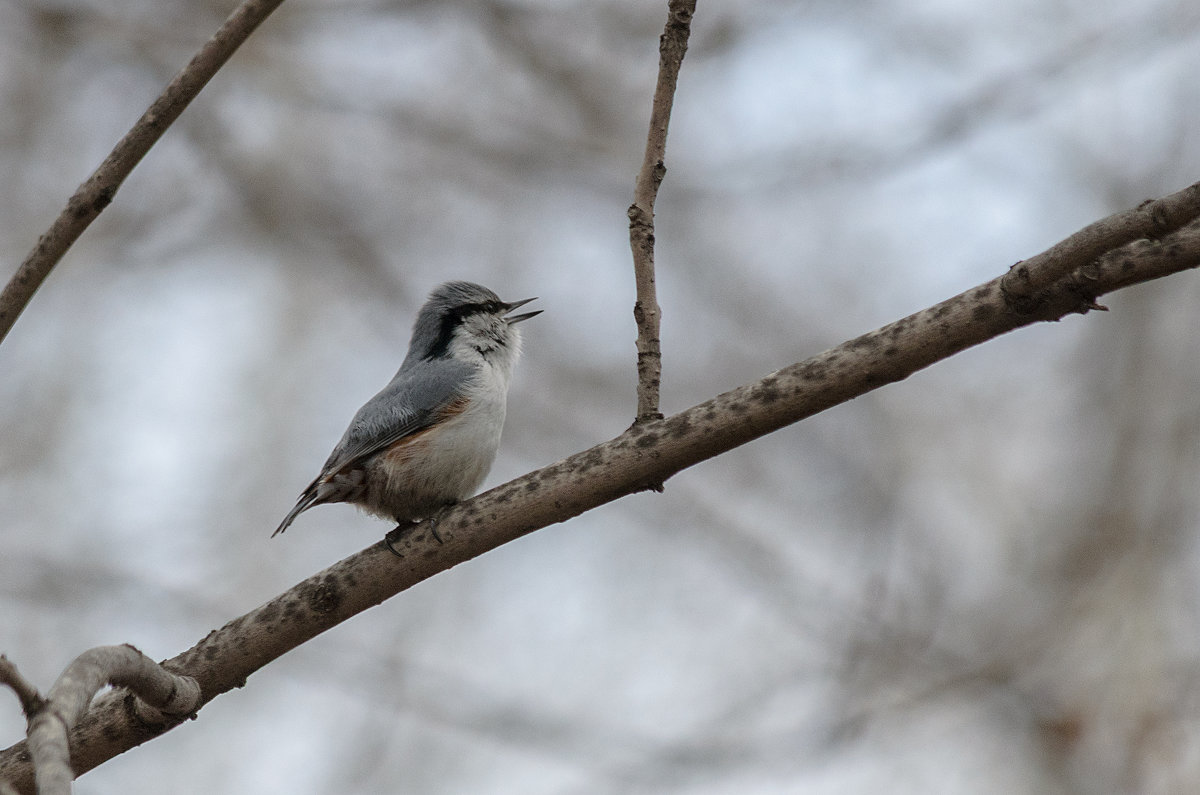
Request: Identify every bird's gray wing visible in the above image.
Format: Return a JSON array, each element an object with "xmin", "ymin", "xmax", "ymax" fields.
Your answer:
[
  {"xmin": 322, "ymin": 357, "xmax": 475, "ymax": 474},
  {"xmin": 272, "ymin": 359, "xmax": 473, "ymax": 536}
]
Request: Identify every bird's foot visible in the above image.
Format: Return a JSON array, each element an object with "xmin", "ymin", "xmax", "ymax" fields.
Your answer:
[
  {"xmin": 383, "ymin": 521, "xmax": 418, "ymax": 558},
  {"xmin": 382, "ymin": 508, "xmax": 451, "ymax": 558}
]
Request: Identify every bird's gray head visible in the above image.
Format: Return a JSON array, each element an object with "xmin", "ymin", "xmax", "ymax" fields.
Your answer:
[{"xmin": 402, "ymin": 281, "xmax": 540, "ymax": 372}]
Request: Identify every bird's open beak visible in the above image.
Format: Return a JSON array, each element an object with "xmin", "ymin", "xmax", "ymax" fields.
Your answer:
[{"xmin": 504, "ymin": 296, "xmax": 542, "ymax": 324}]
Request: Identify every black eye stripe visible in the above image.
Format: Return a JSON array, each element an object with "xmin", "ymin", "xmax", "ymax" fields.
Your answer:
[
  {"xmin": 453, "ymin": 301, "xmax": 502, "ymax": 320},
  {"xmin": 422, "ymin": 301, "xmax": 503, "ymax": 361}
]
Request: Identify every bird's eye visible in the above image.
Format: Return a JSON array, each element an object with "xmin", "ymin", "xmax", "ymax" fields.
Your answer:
[{"xmin": 463, "ymin": 301, "xmax": 501, "ymax": 316}]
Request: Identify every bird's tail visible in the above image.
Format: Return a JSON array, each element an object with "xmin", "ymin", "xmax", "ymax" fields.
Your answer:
[{"xmin": 272, "ymin": 483, "xmax": 320, "ymax": 537}]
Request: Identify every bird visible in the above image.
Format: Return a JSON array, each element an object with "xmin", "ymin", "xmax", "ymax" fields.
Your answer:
[{"xmin": 272, "ymin": 281, "xmax": 539, "ymax": 548}]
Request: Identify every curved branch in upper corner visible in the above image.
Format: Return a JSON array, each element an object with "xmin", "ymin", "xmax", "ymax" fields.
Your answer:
[
  {"xmin": 628, "ymin": 0, "xmax": 698, "ymax": 424},
  {"xmin": 0, "ymin": 0, "xmax": 288, "ymax": 348}
]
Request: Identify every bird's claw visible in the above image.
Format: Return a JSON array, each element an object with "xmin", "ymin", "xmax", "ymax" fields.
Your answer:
[
  {"xmin": 382, "ymin": 515, "xmax": 446, "ymax": 558},
  {"xmin": 383, "ymin": 524, "xmax": 410, "ymax": 558}
]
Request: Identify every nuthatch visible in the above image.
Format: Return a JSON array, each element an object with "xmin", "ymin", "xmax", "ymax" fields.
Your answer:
[{"xmin": 273, "ymin": 281, "xmax": 539, "ymax": 550}]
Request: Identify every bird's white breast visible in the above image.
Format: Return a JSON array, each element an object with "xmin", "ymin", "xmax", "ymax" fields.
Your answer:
[{"xmin": 363, "ymin": 361, "xmax": 511, "ymax": 521}]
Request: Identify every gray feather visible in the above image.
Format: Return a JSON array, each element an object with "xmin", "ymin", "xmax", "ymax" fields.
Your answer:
[
  {"xmin": 271, "ymin": 356, "xmax": 474, "ymax": 536},
  {"xmin": 323, "ymin": 356, "xmax": 475, "ymax": 472}
]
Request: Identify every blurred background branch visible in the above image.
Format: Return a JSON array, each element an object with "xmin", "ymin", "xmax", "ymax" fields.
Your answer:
[
  {"xmin": 0, "ymin": 0, "xmax": 285, "ymax": 345},
  {"xmin": 3, "ymin": 0, "xmax": 1200, "ymax": 792}
]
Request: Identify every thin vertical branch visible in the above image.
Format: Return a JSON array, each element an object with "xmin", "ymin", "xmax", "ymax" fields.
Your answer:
[
  {"xmin": 0, "ymin": 0, "xmax": 288, "ymax": 347},
  {"xmin": 628, "ymin": 0, "xmax": 697, "ymax": 423}
]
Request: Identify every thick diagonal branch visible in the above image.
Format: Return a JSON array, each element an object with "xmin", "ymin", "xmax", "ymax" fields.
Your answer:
[
  {"xmin": 0, "ymin": 0, "xmax": 287, "ymax": 347},
  {"xmin": 3, "ymin": 198, "xmax": 1199, "ymax": 793},
  {"xmin": 628, "ymin": 0, "xmax": 697, "ymax": 422}
]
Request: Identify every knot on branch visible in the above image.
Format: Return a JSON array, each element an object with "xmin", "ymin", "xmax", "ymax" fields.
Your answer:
[
  {"xmin": 1145, "ymin": 200, "xmax": 1171, "ymax": 235},
  {"xmin": 1052, "ymin": 259, "xmax": 1107, "ymax": 314},
  {"xmin": 627, "ymin": 203, "xmax": 652, "ymax": 227},
  {"xmin": 999, "ymin": 260, "xmax": 1035, "ymax": 307},
  {"xmin": 664, "ymin": 0, "xmax": 696, "ymax": 39},
  {"xmin": 651, "ymin": 160, "xmax": 666, "ymax": 187},
  {"xmin": 633, "ymin": 300, "xmax": 661, "ymax": 327}
]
